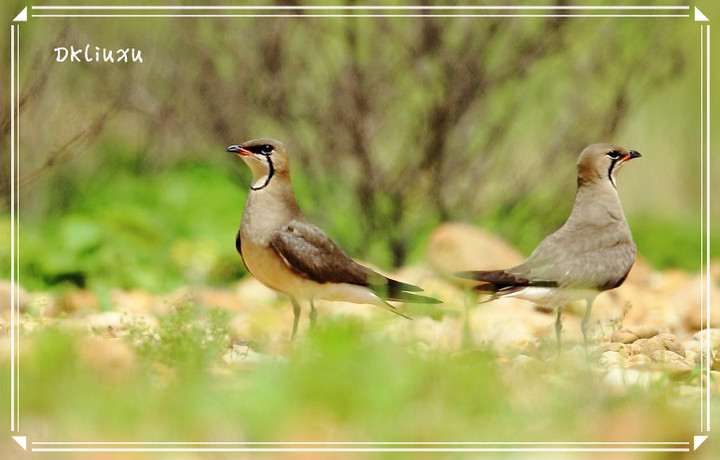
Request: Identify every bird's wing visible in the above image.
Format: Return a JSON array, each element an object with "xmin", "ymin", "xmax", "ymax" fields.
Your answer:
[
  {"xmin": 455, "ymin": 269, "xmax": 556, "ymax": 292},
  {"xmin": 509, "ymin": 228, "xmax": 636, "ymax": 290},
  {"xmin": 269, "ymin": 219, "xmax": 372, "ymax": 285},
  {"xmin": 270, "ymin": 220, "xmax": 441, "ymax": 304}
]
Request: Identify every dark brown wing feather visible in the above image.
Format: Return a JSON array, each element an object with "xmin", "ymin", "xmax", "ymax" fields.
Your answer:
[
  {"xmin": 455, "ymin": 269, "xmax": 558, "ymax": 293},
  {"xmin": 371, "ymin": 278, "xmax": 441, "ymax": 304},
  {"xmin": 271, "ymin": 220, "xmax": 440, "ymax": 304},
  {"xmin": 270, "ymin": 220, "xmax": 370, "ymax": 285}
]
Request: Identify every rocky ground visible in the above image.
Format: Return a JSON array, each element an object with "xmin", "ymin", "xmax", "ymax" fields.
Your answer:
[{"xmin": 2, "ymin": 222, "xmax": 719, "ymax": 394}]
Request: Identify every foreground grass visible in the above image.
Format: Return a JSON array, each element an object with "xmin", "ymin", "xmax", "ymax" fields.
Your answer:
[{"xmin": 3, "ymin": 304, "xmax": 711, "ymax": 450}]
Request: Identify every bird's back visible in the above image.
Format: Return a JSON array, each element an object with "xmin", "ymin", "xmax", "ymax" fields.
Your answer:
[{"xmin": 508, "ymin": 178, "xmax": 636, "ymax": 290}]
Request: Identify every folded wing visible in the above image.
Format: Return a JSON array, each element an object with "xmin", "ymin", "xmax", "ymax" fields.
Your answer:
[{"xmin": 271, "ymin": 220, "xmax": 440, "ymax": 304}]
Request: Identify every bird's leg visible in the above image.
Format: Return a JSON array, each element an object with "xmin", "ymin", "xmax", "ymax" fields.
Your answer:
[
  {"xmin": 290, "ymin": 297, "xmax": 302, "ymax": 340},
  {"xmin": 309, "ymin": 300, "xmax": 318, "ymax": 329},
  {"xmin": 581, "ymin": 295, "xmax": 598, "ymax": 356},
  {"xmin": 554, "ymin": 307, "xmax": 563, "ymax": 352}
]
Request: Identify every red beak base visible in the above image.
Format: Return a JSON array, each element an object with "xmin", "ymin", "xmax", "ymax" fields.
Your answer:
[{"xmin": 226, "ymin": 145, "xmax": 254, "ymax": 156}]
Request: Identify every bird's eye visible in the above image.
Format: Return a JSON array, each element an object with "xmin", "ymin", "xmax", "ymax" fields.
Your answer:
[
  {"xmin": 606, "ymin": 150, "xmax": 621, "ymax": 160},
  {"xmin": 261, "ymin": 144, "xmax": 274, "ymax": 155}
]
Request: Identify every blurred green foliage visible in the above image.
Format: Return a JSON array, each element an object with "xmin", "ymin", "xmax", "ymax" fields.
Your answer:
[
  {"xmin": 632, "ymin": 216, "xmax": 720, "ymax": 272},
  {"xmin": 8, "ymin": 163, "xmax": 248, "ymax": 293}
]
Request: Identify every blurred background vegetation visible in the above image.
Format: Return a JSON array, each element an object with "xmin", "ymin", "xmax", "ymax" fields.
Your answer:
[{"xmin": 1, "ymin": 0, "xmax": 719, "ymax": 297}]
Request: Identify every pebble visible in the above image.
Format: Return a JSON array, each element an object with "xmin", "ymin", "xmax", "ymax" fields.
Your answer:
[
  {"xmin": 201, "ymin": 288, "xmax": 246, "ymax": 312},
  {"xmin": 649, "ymin": 350, "xmax": 694, "ymax": 374},
  {"xmin": 600, "ymin": 332, "xmax": 694, "ymax": 375},
  {"xmin": 611, "ymin": 325, "xmax": 666, "ymax": 344},
  {"xmin": 110, "ymin": 288, "xmax": 158, "ymax": 314},
  {"xmin": 625, "ymin": 353, "xmax": 653, "ymax": 369},
  {"xmin": 425, "ymin": 222, "xmax": 524, "ymax": 276},
  {"xmin": 629, "ymin": 332, "xmax": 685, "ymax": 357},
  {"xmin": 75, "ymin": 335, "xmax": 137, "ymax": 382},
  {"xmin": 599, "ymin": 350, "xmax": 624, "ymax": 367},
  {"xmin": 57, "ymin": 289, "xmax": 101, "ymax": 314},
  {"xmin": 679, "ymin": 276, "xmax": 720, "ymax": 330},
  {"xmin": 603, "ymin": 367, "xmax": 664, "ymax": 392},
  {"xmin": 693, "ymin": 328, "xmax": 720, "ymax": 353}
]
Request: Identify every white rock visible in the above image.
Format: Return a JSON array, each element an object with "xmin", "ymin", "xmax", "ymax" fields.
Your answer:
[
  {"xmin": 603, "ymin": 367, "xmax": 663, "ymax": 392},
  {"xmin": 650, "ymin": 350, "xmax": 695, "ymax": 373},
  {"xmin": 693, "ymin": 329, "xmax": 720, "ymax": 353},
  {"xmin": 599, "ymin": 350, "xmax": 623, "ymax": 368}
]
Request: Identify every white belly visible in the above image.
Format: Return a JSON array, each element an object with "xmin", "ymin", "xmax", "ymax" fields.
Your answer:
[{"xmin": 500, "ymin": 286, "xmax": 598, "ymax": 309}]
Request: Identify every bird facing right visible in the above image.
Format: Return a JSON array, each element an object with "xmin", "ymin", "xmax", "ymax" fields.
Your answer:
[{"xmin": 457, "ymin": 143, "xmax": 641, "ymax": 349}]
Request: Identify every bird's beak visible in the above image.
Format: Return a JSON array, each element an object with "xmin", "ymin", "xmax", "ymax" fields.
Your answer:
[
  {"xmin": 226, "ymin": 145, "xmax": 253, "ymax": 156},
  {"xmin": 622, "ymin": 150, "xmax": 641, "ymax": 162}
]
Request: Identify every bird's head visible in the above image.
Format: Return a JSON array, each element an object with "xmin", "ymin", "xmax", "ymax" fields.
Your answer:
[
  {"xmin": 577, "ymin": 143, "xmax": 641, "ymax": 189},
  {"xmin": 226, "ymin": 138, "xmax": 290, "ymax": 190}
]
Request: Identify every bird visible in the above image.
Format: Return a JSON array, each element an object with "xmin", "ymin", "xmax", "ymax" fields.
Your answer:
[
  {"xmin": 456, "ymin": 143, "xmax": 641, "ymax": 350},
  {"xmin": 227, "ymin": 138, "xmax": 440, "ymax": 339}
]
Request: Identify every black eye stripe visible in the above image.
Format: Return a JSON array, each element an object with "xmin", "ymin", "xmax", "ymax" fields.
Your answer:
[
  {"xmin": 606, "ymin": 150, "xmax": 622, "ymax": 160},
  {"xmin": 244, "ymin": 144, "xmax": 275, "ymax": 155}
]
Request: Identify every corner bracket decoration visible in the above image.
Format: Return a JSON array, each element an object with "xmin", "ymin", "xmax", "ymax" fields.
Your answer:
[
  {"xmin": 695, "ymin": 7, "xmax": 709, "ymax": 22},
  {"xmin": 13, "ymin": 7, "xmax": 27, "ymax": 22}
]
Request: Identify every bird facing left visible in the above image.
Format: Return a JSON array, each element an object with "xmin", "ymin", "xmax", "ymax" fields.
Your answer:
[{"xmin": 227, "ymin": 138, "xmax": 441, "ymax": 339}]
